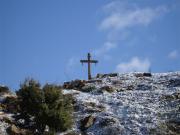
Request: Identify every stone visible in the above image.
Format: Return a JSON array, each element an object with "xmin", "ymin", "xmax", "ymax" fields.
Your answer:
[
  {"xmin": 96, "ymin": 73, "xmax": 118, "ymax": 78},
  {"xmin": 143, "ymin": 73, "xmax": 152, "ymax": 77},
  {"xmin": 100, "ymin": 86, "xmax": 115, "ymax": 93},
  {"xmin": 126, "ymin": 85, "xmax": 135, "ymax": 91},
  {"xmin": 0, "ymin": 86, "xmax": 10, "ymax": 95},
  {"xmin": 0, "ymin": 103, "xmax": 6, "ymax": 111},
  {"xmin": 7, "ymin": 124, "xmax": 32, "ymax": 135},
  {"xmin": 63, "ymin": 80, "xmax": 86, "ymax": 90},
  {"xmin": 161, "ymin": 92, "xmax": 180, "ymax": 101},
  {"xmin": 80, "ymin": 115, "xmax": 96, "ymax": 131},
  {"xmin": 83, "ymin": 102, "xmax": 105, "ymax": 113},
  {"xmin": 81, "ymin": 85, "xmax": 96, "ymax": 92},
  {"xmin": 7, "ymin": 124, "xmax": 21, "ymax": 135},
  {"xmin": 3, "ymin": 116, "xmax": 14, "ymax": 125},
  {"xmin": 135, "ymin": 73, "xmax": 152, "ymax": 78}
]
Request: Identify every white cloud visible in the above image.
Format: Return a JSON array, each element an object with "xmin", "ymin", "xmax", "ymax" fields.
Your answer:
[
  {"xmin": 168, "ymin": 50, "xmax": 178, "ymax": 59},
  {"xmin": 93, "ymin": 41, "xmax": 117, "ymax": 57},
  {"xmin": 100, "ymin": 2, "xmax": 168, "ymax": 31},
  {"xmin": 94, "ymin": 1, "xmax": 169, "ymax": 63},
  {"xmin": 115, "ymin": 57, "xmax": 151, "ymax": 73}
]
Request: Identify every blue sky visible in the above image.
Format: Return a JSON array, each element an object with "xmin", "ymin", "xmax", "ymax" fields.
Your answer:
[{"xmin": 0, "ymin": 0, "xmax": 179, "ymax": 90}]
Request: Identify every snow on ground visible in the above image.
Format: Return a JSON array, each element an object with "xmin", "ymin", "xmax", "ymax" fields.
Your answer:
[{"xmin": 63, "ymin": 72, "xmax": 180, "ymax": 135}]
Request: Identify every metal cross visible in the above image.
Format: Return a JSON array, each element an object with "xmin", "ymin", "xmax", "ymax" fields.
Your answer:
[{"xmin": 80, "ymin": 53, "xmax": 98, "ymax": 80}]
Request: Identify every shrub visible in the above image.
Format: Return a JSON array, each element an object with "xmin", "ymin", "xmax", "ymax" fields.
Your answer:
[
  {"xmin": 43, "ymin": 84, "xmax": 73, "ymax": 132},
  {"xmin": 16, "ymin": 79, "xmax": 73, "ymax": 134}
]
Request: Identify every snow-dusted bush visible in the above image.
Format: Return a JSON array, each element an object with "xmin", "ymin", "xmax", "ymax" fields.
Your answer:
[{"xmin": 16, "ymin": 79, "xmax": 73, "ymax": 134}]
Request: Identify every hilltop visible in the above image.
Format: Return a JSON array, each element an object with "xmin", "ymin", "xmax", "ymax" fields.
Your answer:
[{"xmin": 0, "ymin": 72, "xmax": 180, "ymax": 135}]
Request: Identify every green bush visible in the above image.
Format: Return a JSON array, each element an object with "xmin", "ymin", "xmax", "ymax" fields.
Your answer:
[{"xmin": 16, "ymin": 79, "xmax": 73, "ymax": 134}]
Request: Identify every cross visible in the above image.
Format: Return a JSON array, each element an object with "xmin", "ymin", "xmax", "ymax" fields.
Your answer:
[{"xmin": 80, "ymin": 53, "xmax": 98, "ymax": 80}]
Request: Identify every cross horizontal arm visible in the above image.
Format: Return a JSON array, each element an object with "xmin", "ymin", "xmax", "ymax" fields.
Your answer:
[{"xmin": 80, "ymin": 60, "xmax": 98, "ymax": 63}]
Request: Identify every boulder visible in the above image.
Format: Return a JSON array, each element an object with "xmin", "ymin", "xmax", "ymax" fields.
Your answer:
[
  {"xmin": 96, "ymin": 73, "xmax": 118, "ymax": 78},
  {"xmin": 0, "ymin": 86, "xmax": 10, "ymax": 95},
  {"xmin": 3, "ymin": 116, "xmax": 14, "ymax": 125},
  {"xmin": 161, "ymin": 92, "xmax": 180, "ymax": 101},
  {"xmin": 81, "ymin": 85, "xmax": 96, "ymax": 92},
  {"xmin": 135, "ymin": 73, "xmax": 152, "ymax": 78},
  {"xmin": 143, "ymin": 73, "xmax": 152, "ymax": 77},
  {"xmin": 7, "ymin": 124, "xmax": 32, "ymax": 135},
  {"xmin": 63, "ymin": 80, "xmax": 86, "ymax": 90},
  {"xmin": 0, "ymin": 103, "xmax": 6, "ymax": 111},
  {"xmin": 84, "ymin": 102, "xmax": 105, "ymax": 113},
  {"xmin": 126, "ymin": 85, "xmax": 135, "ymax": 91},
  {"xmin": 100, "ymin": 86, "xmax": 115, "ymax": 93},
  {"xmin": 7, "ymin": 124, "xmax": 21, "ymax": 135},
  {"xmin": 80, "ymin": 115, "xmax": 96, "ymax": 131}
]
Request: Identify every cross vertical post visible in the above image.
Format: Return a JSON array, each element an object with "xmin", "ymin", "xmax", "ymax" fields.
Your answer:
[{"xmin": 80, "ymin": 53, "xmax": 98, "ymax": 80}]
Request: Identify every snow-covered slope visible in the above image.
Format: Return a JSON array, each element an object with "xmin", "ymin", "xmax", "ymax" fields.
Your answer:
[{"xmin": 63, "ymin": 72, "xmax": 180, "ymax": 135}]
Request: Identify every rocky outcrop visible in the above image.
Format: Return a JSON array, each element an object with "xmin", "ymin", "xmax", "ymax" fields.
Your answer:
[
  {"xmin": 63, "ymin": 80, "xmax": 86, "ymax": 90},
  {"xmin": 83, "ymin": 102, "xmax": 105, "ymax": 113},
  {"xmin": 6, "ymin": 124, "xmax": 32, "ymax": 135},
  {"xmin": 80, "ymin": 115, "xmax": 96, "ymax": 131},
  {"xmin": 0, "ymin": 86, "xmax": 10, "ymax": 95},
  {"xmin": 96, "ymin": 73, "xmax": 118, "ymax": 78},
  {"xmin": 100, "ymin": 86, "xmax": 115, "ymax": 93},
  {"xmin": 134, "ymin": 72, "xmax": 152, "ymax": 78}
]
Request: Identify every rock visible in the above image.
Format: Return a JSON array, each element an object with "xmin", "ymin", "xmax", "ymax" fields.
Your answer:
[
  {"xmin": 83, "ymin": 102, "xmax": 105, "ymax": 113},
  {"xmin": 143, "ymin": 73, "xmax": 152, "ymax": 77},
  {"xmin": 80, "ymin": 115, "xmax": 96, "ymax": 131},
  {"xmin": 3, "ymin": 117, "xmax": 14, "ymax": 125},
  {"xmin": 161, "ymin": 92, "xmax": 180, "ymax": 101},
  {"xmin": 134, "ymin": 73, "xmax": 144, "ymax": 78},
  {"xmin": 168, "ymin": 78, "xmax": 180, "ymax": 87},
  {"xmin": 86, "ymin": 79, "xmax": 102, "ymax": 83},
  {"xmin": 135, "ymin": 73, "xmax": 152, "ymax": 78},
  {"xmin": 166, "ymin": 119, "xmax": 180, "ymax": 134},
  {"xmin": 126, "ymin": 85, "xmax": 135, "ymax": 91},
  {"xmin": 81, "ymin": 85, "xmax": 96, "ymax": 92},
  {"xmin": 0, "ymin": 103, "xmax": 6, "ymax": 111},
  {"xmin": 100, "ymin": 86, "xmax": 115, "ymax": 93},
  {"xmin": 96, "ymin": 73, "xmax": 118, "ymax": 78},
  {"xmin": 63, "ymin": 80, "xmax": 86, "ymax": 90},
  {"xmin": 7, "ymin": 124, "xmax": 32, "ymax": 135},
  {"xmin": 0, "ymin": 86, "xmax": 10, "ymax": 95},
  {"xmin": 7, "ymin": 124, "xmax": 21, "ymax": 135}
]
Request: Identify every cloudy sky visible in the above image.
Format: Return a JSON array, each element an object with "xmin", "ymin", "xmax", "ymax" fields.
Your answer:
[{"xmin": 0, "ymin": 0, "xmax": 179, "ymax": 90}]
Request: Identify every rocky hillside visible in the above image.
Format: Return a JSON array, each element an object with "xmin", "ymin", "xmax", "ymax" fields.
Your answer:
[
  {"xmin": 62, "ymin": 72, "xmax": 180, "ymax": 135},
  {"xmin": 0, "ymin": 72, "xmax": 180, "ymax": 135}
]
